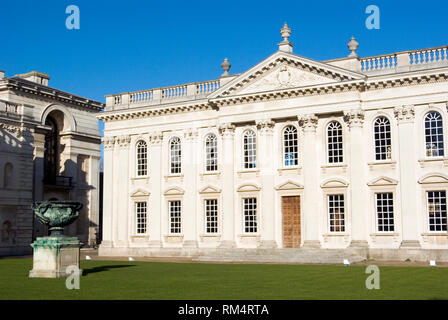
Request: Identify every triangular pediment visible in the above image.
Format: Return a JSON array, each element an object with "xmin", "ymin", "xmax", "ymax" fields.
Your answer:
[
  {"xmin": 275, "ymin": 180, "xmax": 304, "ymax": 190},
  {"xmin": 209, "ymin": 51, "xmax": 363, "ymax": 99},
  {"xmin": 130, "ymin": 188, "xmax": 150, "ymax": 197},
  {"xmin": 199, "ymin": 185, "xmax": 222, "ymax": 194},
  {"xmin": 418, "ymin": 173, "xmax": 448, "ymax": 184},
  {"xmin": 367, "ymin": 176, "xmax": 399, "ymax": 186}
]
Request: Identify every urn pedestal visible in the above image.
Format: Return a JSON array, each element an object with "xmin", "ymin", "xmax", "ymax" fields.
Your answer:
[
  {"xmin": 29, "ymin": 200, "xmax": 84, "ymax": 278},
  {"xmin": 29, "ymin": 236, "xmax": 83, "ymax": 278}
]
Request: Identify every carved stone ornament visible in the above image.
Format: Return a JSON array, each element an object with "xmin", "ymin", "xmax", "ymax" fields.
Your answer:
[
  {"xmin": 394, "ymin": 105, "xmax": 415, "ymax": 123},
  {"xmin": 298, "ymin": 114, "xmax": 318, "ymax": 132},
  {"xmin": 343, "ymin": 110, "xmax": 365, "ymax": 127}
]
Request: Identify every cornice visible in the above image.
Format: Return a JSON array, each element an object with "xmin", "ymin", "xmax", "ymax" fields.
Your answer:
[
  {"xmin": 1, "ymin": 78, "xmax": 104, "ymax": 111},
  {"xmin": 98, "ymin": 67, "xmax": 448, "ymax": 122}
]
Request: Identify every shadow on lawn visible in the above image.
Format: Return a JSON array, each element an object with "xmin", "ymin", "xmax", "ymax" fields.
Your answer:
[{"xmin": 83, "ymin": 264, "xmax": 136, "ymax": 276}]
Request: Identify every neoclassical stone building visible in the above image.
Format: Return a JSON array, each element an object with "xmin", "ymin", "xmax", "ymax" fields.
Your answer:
[
  {"xmin": 0, "ymin": 70, "xmax": 103, "ymax": 255},
  {"xmin": 99, "ymin": 24, "xmax": 448, "ymax": 262}
]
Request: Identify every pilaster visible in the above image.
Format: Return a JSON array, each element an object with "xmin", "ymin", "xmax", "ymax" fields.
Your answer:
[
  {"xmin": 116, "ymin": 135, "xmax": 130, "ymax": 246},
  {"xmin": 148, "ymin": 132, "xmax": 163, "ymax": 247},
  {"xmin": 344, "ymin": 109, "xmax": 369, "ymax": 248},
  {"xmin": 218, "ymin": 123, "xmax": 236, "ymax": 248},
  {"xmin": 183, "ymin": 129, "xmax": 198, "ymax": 248},
  {"xmin": 298, "ymin": 114, "xmax": 321, "ymax": 248},
  {"xmin": 100, "ymin": 136, "xmax": 115, "ymax": 248},
  {"xmin": 394, "ymin": 105, "xmax": 421, "ymax": 248},
  {"xmin": 256, "ymin": 119, "xmax": 277, "ymax": 248}
]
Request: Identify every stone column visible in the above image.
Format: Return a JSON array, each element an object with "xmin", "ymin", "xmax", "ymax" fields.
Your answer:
[
  {"xmin": 256, "ymin": 119, "xmax": 277, "ymax": 248},
  {"xmin": 344, "ymin": 110, "xmax": 368, "ymax": 248},
  {"xmin": 218, "ymin": 123, "xmax": 236, "ymax": 248},
  {"xmin": 100, "ymin": 136, "xmax": 115, "ymax": 248},
  {"xmin": 116, "ymin": 135, "xmax": 130, "ymax": 247},
  {"xmin": 148, "ymin": 132, "xmax": 163, "ymax": 247},
  {"xmin": 394, "ymin": 105, "xmax": 421, "ymax": 248},
  {"xmin": 298, "ymin": 114, "xmax": 321, "ymax": 248},
  {"xmin": 183, "ymin": 129, "xmax": 198, "ymax": 248}
]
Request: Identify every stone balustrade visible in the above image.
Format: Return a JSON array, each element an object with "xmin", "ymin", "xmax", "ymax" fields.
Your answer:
[
  {"xmin": 0, "ymin": 99, "xmax": 21, "ymax": 118},
  {"xmin": 360, "ymin": 45, "xmax": 448, "ymax": 73},
  {"xmin": 108, "ymin": 79, "xmax": 221, "ymax": 108},
  {"xmin": 106, "ymin": 45, "xmax": 448, "ymax": 109}
]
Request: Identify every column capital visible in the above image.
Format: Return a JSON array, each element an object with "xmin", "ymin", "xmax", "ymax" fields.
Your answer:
[
  {"xmin": 149, "ymin": 132, "xmax": 163, "ymax": 146},
  {"xmin": 218, "ymin": 123, "xmax": 236, "ymax": 137},
  {"xmin": 102, "ymin": 136, "xmax": 116, "ymax": 150},
  {"xmin": 116, "ymin": 135, "xmax": 131, "ymax": 148},
  {"xmin": 298, "ymin": 114, "xmax": 318, "ymax": 132},
  {"xmin": 183, "ymin": 129, "xmax": 198, "ymax": 142},
  {"xmin": 394, "ymin": 105, "xmax": 415, "ymax": 123},
  {"xmin": 343, "ymin": 109, "xmax": 365, "ymax": 127},
  {"xmin": 256, "ymin": 119, "xmax": 275, "ymax": 134}
]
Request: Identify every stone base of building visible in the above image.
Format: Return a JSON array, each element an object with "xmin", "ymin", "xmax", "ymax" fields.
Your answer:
[
  {"xmin": 29, "ymin": 236, "xmax": 82, "ymax": 278},
  {"xmin": 98, "ymin": 244, "xmax": 448, "ymax": 263}
]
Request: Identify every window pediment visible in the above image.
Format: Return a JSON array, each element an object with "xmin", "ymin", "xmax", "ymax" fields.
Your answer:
[
  {"xmin": 130, "ymin": 188, "xmax": 150, "ymax": 197},
  {"xmin": 320, "ymin": 178, "xmax": 349, "ymax": 188},
  {"xmin": 199, "ymin": 185, "xmax": 221, "ymax": 194},
  {"xmin": 237, "ymin": 183, "xmax": 261, "ymax": 192},
  {"xmin": 367, "ymin": 176, "xmax": 398, "ymax": 186},
  {"xmin": 163, "ymin": 186, "xmax": 185, "ymax": 195},
  {"xmin": 418, "ymin": 173, "xmax": 448, "ymax": 184},
  {"xmin": 275, "ymin": 180, "xmax": 304, "ymax": 190}
]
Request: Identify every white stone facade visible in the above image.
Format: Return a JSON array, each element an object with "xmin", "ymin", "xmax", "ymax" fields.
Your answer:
[
  {"xmin": 99, "ymin": 25, "xmax": 448, "ymax": 261},
  {"xmin": 0, "ymin": 71, "xmax": 103, "ymax": 255}
]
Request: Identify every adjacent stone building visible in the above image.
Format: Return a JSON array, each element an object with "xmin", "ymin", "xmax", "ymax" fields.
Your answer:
[
  {"xmin": 0, "ymin": 70, "xmax": 103, "ymax": 255},
  {"xmin": 99, "ymin": 24, "xmax": 448, "ymax": 262}
]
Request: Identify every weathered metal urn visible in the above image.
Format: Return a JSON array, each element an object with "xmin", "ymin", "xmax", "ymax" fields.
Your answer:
[
  {"xmin": 29, "ymin": 200, "xmax": 83, "ymax": 278},
  {"xmin": 32, "ymin": 201, "xmax": 83, "ymax": 236}
]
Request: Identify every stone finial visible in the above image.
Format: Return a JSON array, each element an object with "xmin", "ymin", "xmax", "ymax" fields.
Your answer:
[
  {"xmin": 347, "ymin": 36, "xmax": 359, "ymax": 57},
  {"xmin": 220, "ymin": 58, "xmax": 231, "ymax": 77},
  {"xmin": 278, "ymin": 22, "xmax": 294, "ymax": 53},
  {"xmin": 280, "ymin": 23, "xmax": 291, "ymax": 42}
]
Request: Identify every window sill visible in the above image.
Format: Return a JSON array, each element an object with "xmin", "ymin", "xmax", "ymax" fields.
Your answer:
[
  {"xmin": 370, "ymin": 232, "xmax": 399, "ymax": 237},
  {"xmin": 200, "ymin": 234, "xmax": 222, "ymax": 241},
  {"xmin": 421, "ymin": 232, "xmax": 448, "ymax": 237},
  {"xmin": 130, "ymin": 235, "xmax": 150, "ymax": 242},
  {"xmin": 200, "ymin": 171, "xmax": 221, "ymax": 176},
  {"xmin": 368, "ymin": 160, "xmax": 396, "ymax": 167},
  {"xmin": 164, "ymin": 234, "xmax": 184, "ymax": 243},
  {"xmin": 321, "ymin": 164, "xmax": 347, "ymax": 169},
  {"xmin": 164, "ymin": 174, "xmax": 184, "ymax": 181},
  {"xmin": 418, "ymin": 157, "xmax": 448, "ymax": 167},
  {"xmin": 323, "ymin": 232, "xmax": 349, "ymax": 237},
  {"xmin": 238, "ymin": 234, "xmax": 260, "ymax": 238},
  {"xmin": 278, "ymin": 167, "xmax": 302, "ymax": 175},
  {"xmin": 131, "ymin": 176, "xmax": 150, "ymax": 182},
  {"xmin": 237, "ymin": 169, "xmax": 260, "ymax": 178}
]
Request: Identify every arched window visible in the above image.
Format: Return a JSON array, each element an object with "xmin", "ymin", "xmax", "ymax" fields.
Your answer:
[
  {"xmin": 374, "ymin": 117, "xmax": 392, "ymax": 160},
  {"xmin": 3, "ymin": 163, "xmax": 13, "ymax": 188},
  {"xmin": 243, "ymin": 130, "xmax": 256, "ymax": 169},
  {"xmin": 170, "ymin": 137, "xmax": 181, "ymax": 174},
  {"xmin": 327, "ymin": 121, "xmax": 343, "ymax": 164},
  {"xmin": 205, "ymin": 134, "xmax": 217, "ymax": 172},
  {"xmin": 283, "ymin": 125, "xmax": 298, "ymax": 166},
  {"xmin": 425, "ymin": 111, "xmax": 444, "ymax": 157},
  {"xmin": 136, "ymin": 140, "xmax": 148, "ymax": 176}
]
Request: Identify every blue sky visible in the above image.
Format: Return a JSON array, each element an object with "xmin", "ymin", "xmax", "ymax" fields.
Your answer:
[{"xmin": 1, "ymin": 0, "xmax": 447, "ymax": 105}]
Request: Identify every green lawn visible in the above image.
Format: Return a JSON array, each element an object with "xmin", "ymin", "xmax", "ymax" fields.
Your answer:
[{"xmin": 0, "ymin": 258, "xmax": 446, "ymax": 299}]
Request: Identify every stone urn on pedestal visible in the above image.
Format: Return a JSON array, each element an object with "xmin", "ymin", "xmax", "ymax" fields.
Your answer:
[{"xmin": 29, "ymin": 201, "xmax": 83, "ymax": 278}]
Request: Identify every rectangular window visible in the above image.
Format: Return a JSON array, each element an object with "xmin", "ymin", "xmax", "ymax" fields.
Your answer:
[
  {"xmin": 205, "ymin": 199, "xmax": 218, "ymax": 234},
  {"xmin": 135, "ymin": 202, "xmax": 147, "ymax": 234},
  {"xmin": 376, "ymin": 193, "xmax": 394, "ymax": 232},
  {"xmin": 427, "ymin": 191, "xmax": 447, "ymax": 232},
  {"xmin": 328, "ymin": 194, "xmax": 345, "ymax": 232},
  {"xmin": 243, "ymin": 198, "xmax": 257, "ymax": 233},
  {"xmin": 169, "ymin": 200, "xmax": 182, "ymax": 234}
]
